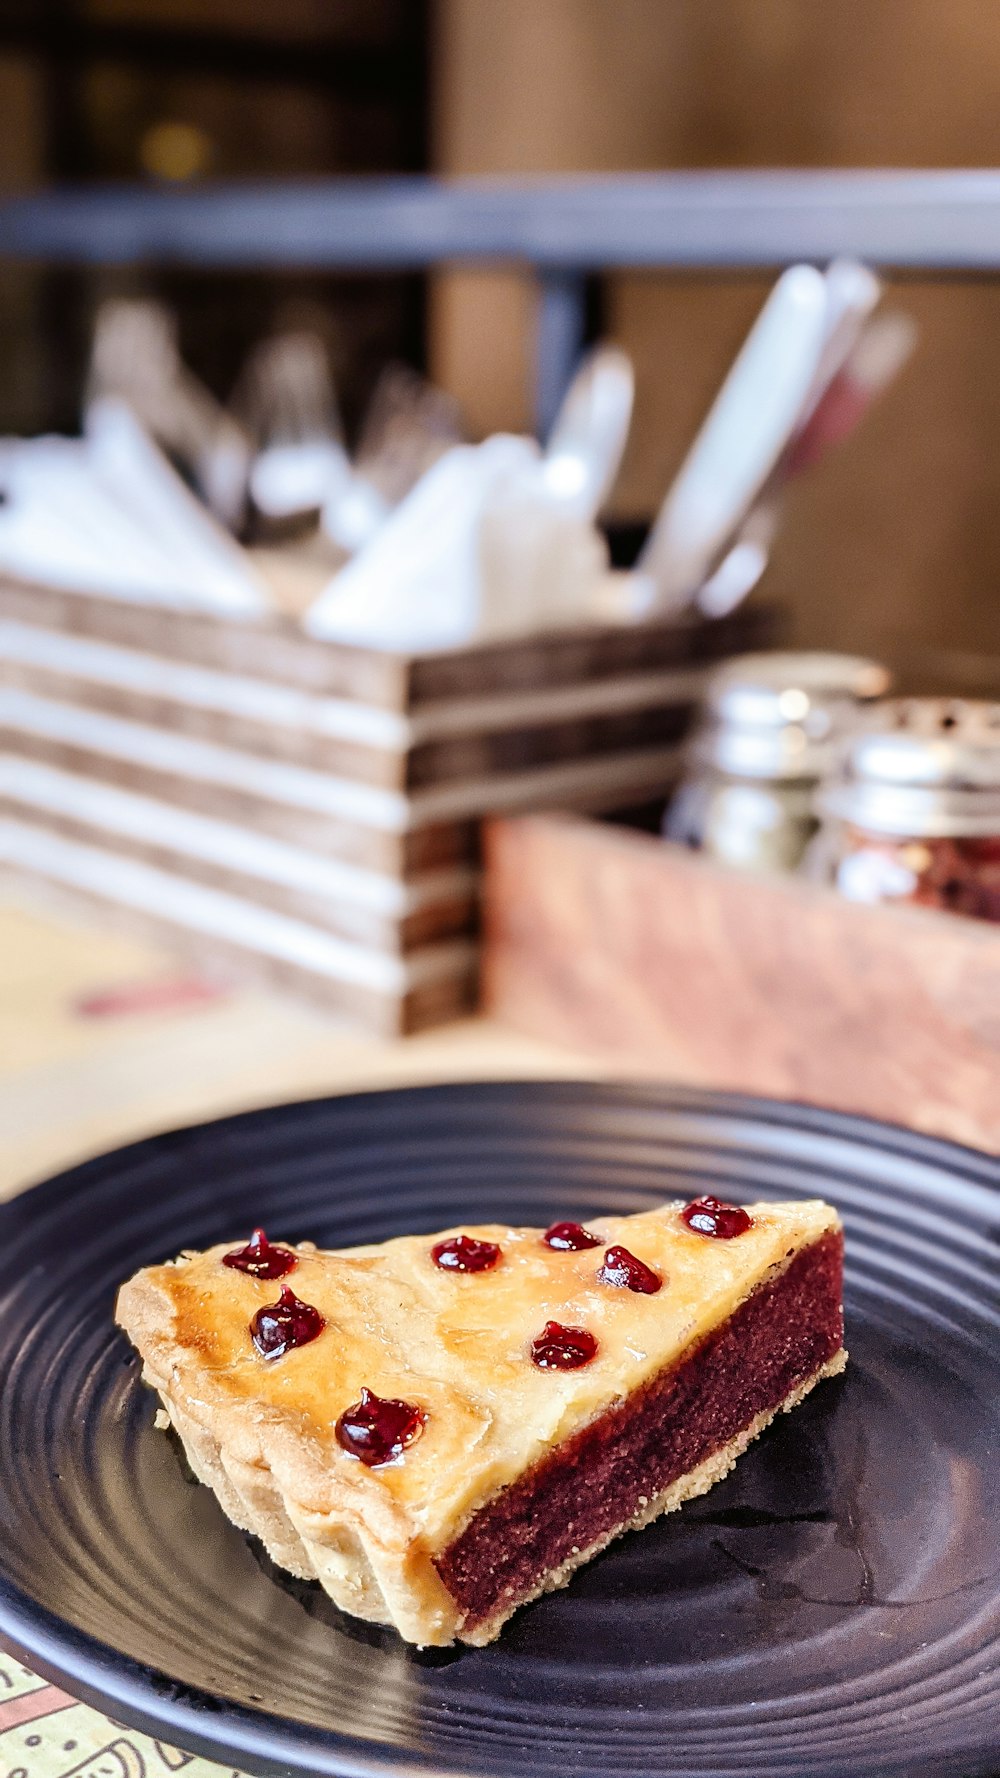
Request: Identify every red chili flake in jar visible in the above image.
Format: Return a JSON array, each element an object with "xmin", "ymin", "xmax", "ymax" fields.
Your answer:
[
  {"xmin": 839, "ymin": 831, "xmax": 1000, "ymax": 922},
  {"xmin": 820, "ymin": 700, "xmax": 1000, "ymax": 926}
]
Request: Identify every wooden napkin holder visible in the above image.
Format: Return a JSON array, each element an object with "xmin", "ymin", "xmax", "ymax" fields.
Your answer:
[
  {"xmin": 1, "ymin": 579, "xmax": 772, "ymax": 1034},
  {"xmin": 482, "ymin": 812, "xmax": 1000, "ymax": 1153}
]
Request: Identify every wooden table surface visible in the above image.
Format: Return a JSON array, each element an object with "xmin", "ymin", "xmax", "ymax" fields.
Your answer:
[{"xmin": 0, "ymin": 882, "xmax": 599, "ymax": 1201}]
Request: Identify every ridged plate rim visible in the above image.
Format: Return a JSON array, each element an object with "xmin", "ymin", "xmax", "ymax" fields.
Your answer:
[{"xmin": 0, "ymin": 1078, "xmax": 997, "ymax": 1778}]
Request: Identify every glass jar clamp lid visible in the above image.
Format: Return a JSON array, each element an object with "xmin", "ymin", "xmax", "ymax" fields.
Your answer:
[
  {"xmin": 818, "ymin": 697, "xmax": 1000, "ymax": 837},
  {"xmin": 666, "ymin": 650, "xmax": 891, "ymax": 871},
  {"xmin": 689, "ymin": 650, "xmax": 893, "ymax": 783}
]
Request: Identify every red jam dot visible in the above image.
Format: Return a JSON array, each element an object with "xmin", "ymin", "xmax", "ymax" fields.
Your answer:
[
  {"xmin": 542, "ymin": 1220, "xmax": 602, "ymax": 1252},
  {"xmin": 223, "ymin": 1227, "xmax": 297, "ymax": 1280},
  {"xmin": 431, "ymin": 1234, "xmax": 502, "ymax": 1273},
  {"xmin": 335, "ymin": 1388, "xmax": 426, "ymax": 1467},
  {"xmin": 530, "ymin": 1321, "xmax": 599, "ymax": 1370},
  {"xmin": 597, "ymin": 1244, "xmax": 663, "ymax": 1294},
  {"xmin": 680, "ymin": 1196, "xmax": 753, "ymax": 1239},
  {"xmin": 250, "ymin": 1286, "xmax": 325, "ymax": 1360}
]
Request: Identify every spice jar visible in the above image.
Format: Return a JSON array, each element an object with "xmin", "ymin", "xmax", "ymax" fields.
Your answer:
[
  {"xmin": 666, "ymin": 651, "xmax": 891, "ymax": 872},
  {"xmin": 815, "ymin": 698, "xmax": 1000, "ymax": 921}
]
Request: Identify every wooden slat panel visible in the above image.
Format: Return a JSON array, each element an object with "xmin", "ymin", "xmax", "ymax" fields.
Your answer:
[
  {"xmin": 4, "ymin": 655, "xmax": 698, "ymax": 787},
  {"xmin": 1, "ymin": 578, "xmax": 774, "ymax": 708},
  {"xmin": 0, "ymin": 581, "xmax": 411, "ymax": 706},
  {"xmin": 0, "ymin": 850, "xmax": 477, "ymax": 1038},
  {"xmin": 2, "ymin": 804, "xmax": 478, "ymax": 954},
  {"xmin": 407, "ymin": 604, "xmax": 773, "ymax": 703},
  {"xmin": 3, "ymin": 657, "xmax": 407, "ymax": 786},
  {"xmin": 6, "ymin": 731, "xmax": 472, "ymax": 872}
]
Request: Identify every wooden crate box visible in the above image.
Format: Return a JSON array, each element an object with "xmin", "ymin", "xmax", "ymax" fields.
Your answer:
[
  {"xmin": 482, "ymin": 812, "xmax": 1000, "ymax": 1152},
  {"xmin": 1, "ymin": 579, "xmax": 772, "ymax": 1034}
]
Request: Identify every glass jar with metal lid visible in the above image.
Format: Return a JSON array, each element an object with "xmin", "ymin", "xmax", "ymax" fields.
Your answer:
[
  {"xmin": 814, "ymin": 697, "xmax": 1000, "ymax": 920},
  {"xmin": 665, "ymin": 651, "xmax": 891, "ymax": 872}
]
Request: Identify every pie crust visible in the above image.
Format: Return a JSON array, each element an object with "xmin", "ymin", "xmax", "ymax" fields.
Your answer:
[{"xmin": 116, "ymin": 1198, "xmax": 846, "ymax": 1646}]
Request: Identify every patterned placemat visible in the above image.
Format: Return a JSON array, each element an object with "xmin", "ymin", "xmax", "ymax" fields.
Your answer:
[{"xmin": 0, "ymin": 1652, "xmax": 244, "ymax": 1778}]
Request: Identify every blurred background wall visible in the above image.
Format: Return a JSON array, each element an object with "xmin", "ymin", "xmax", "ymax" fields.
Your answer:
[
  {"xmin": 3, "ymin": 0, "xmax": 1000, "ymax": 682},
  {"xmin": 0, "ymin": 0, "xmax": 430, "ymax": 432},
  {"xmin": 432, "ymin": 0, "xmax": 1000, "ymax": 683}
]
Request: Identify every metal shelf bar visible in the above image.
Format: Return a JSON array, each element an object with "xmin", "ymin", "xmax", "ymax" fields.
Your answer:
[
  {"xmin": 2, "ymin": 170, "xmax": 1000, "ymax": 272},
  {"xmin": 5, "ymin": 168, "xmax": 1000, "ymax": 432}
]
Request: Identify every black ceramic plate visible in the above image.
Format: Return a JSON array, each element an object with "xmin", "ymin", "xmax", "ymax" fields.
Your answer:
[{"xmin": 0, "ymin": 1082, "xmax": 997, "ymax": 1778}]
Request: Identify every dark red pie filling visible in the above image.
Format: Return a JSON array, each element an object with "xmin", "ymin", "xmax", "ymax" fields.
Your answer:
[
  {"xmin": 530, "ymin": 1321, "xmax": 599, "ymax": 1369},
  {"xmin": 431, "ymin": 1235, "xmax": 502, "ymax": 1273},
  {"xmin": 542, "ymin": 1222, "xmax": 602, "ymax": 1252},
  {"xmin": 224, "ymin": 1227, "xmax": 297, "ymax": 1279},
  {"xmin": 336, "ymin": 1388, "xmax": 426, "ymax": 1466},
  {"xmin": 681, "ymin": 1196, "xmax": 753, "ymax": 1239},
  {"xmin": 596, "ymin": 1244, "xmax": 663, "ymax": 1294},
  {"xmin": 434, "ymin": 1230, "xmax": 843, "ymax": 1630},
  {"xmin": 250, "ymin": 1286, "xmax": 324, "ymax": 1359}
]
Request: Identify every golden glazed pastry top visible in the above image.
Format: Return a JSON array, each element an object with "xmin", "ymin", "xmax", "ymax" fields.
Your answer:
[{"xmin": 117, "ymin": 1198, "xmax": 840, "ymax": 1554}]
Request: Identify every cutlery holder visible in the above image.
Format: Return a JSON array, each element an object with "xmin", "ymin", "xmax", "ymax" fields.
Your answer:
[{"xmin": 0, "ymin": 577, "xmax": 772, "ymax": 1033}]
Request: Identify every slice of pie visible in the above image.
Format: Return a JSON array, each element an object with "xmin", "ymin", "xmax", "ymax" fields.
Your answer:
[{"xmin": 116, "ymin": 1195, "xmax": 845, "ymax": 1647}]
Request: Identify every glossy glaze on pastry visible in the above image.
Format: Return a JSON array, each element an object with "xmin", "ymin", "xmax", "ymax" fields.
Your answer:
[{"xmin": 116, "ymin": 1197, "xmax": 845, "ymax": 1647}]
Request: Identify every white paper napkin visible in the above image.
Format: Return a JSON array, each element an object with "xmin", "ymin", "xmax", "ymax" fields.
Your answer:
[{"xmin": 305, "ymin": 434, "xmax": 609, "ymax": 650}]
